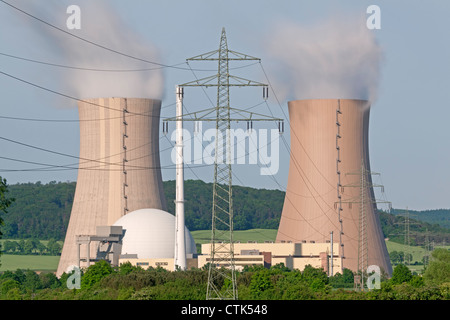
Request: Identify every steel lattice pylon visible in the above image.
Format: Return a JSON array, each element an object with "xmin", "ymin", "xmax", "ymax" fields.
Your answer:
[
  {"xmin": 340, "ymin": 160, "xmax": 391, "ymax": 290},
  {"xmin": 164, "ymin": 28, "xmax": 283, "ymax": 300},
  {"xmin": 208, "ymin": 28, "xmax": 236, "ymax": 300}
]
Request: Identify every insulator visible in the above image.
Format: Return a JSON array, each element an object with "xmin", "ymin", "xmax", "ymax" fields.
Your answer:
[
  {"xmin": 194, "ymin": 121, "xmax": 201, "ymax": 135},
  {"xmin": 263, "ymin": 86, "xmax": 269, "ymax": 100}
]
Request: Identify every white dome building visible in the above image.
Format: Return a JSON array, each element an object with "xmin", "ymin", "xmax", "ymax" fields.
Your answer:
[{"xmin": 113, "ymin": 208, "xmax": 197, "ymax": 268}]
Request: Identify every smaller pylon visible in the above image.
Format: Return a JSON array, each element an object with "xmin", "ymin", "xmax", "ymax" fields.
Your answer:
[{"xmin": 340, "ymin": 159, "xmax": 391, "ymax": 290}]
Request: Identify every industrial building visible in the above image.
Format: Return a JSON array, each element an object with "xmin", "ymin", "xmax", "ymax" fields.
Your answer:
[
  {"xmin": 199, "ymin": 242, "xmax": 341, "ymax": 275},
  {"xmin": 118, "ymin": 241, "xmax": 340, "ymax": 276}
]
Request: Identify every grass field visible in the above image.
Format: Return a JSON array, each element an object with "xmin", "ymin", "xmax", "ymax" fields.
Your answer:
[
  {"xmin": 0, "ymin": 230, "xmax": 447, "ymax": 273},
  {"xmin": 0, "ymin": 254, "xmax": 60, "ymax": 272}
]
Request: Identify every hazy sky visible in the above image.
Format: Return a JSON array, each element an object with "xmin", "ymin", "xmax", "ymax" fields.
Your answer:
[{"xmin": 0, "ymin": 0, "xmax": 449, "ymax": 211}]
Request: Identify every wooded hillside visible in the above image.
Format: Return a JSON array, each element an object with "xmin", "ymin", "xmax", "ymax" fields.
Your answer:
[{"xmin": 1, "ymin": 180, "xmax": 448, "ymax": 245}]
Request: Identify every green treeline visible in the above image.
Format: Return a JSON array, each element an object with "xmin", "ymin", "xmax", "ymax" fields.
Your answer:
[
  {"xmin": 2, "ymin": 181, "xmax": 449, "ymax": 246},
  {"xmin": 3, "ymin": 181, "xmax": 74, "ymax": 240},
  {"xmin": 0, "ymin": 248, "xmax": 449, "ymax": 300},
  {"xmin": 164, "ymin": 180, "xmax": 284, "ymax": 231},
  {"xmin": 1, "ymin": 239, "xmax": 62, "ymax": 256}
]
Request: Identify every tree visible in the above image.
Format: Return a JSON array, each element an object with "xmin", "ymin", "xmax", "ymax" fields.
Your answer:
[
  {"xmin": 249, "ymin": 268, "xmax": 273, "ymax": 298},
  {"xmin": 39, "ymin": 272, "xmax": 61, "ymax": 289},
  {"xmin": 424, "ymin": 248, "xmax": 450, "ymax": 286},
  {"xmin": 391, "ymin": 264, "xmax": 412, "ymax": 285},
  {"xmin": 389, "ymin": 251, "xmax": 403, "ymax": 265},
  {"xmin": 23, "ymin": 269, "xmax": 42, "ymax": 292},
  {"xmin": 0, "ymin": 177, "xmax": 14, "ymax": 261},
  {"xmin": 302, "ymin": 265, "xmax": 329, "ymax": 290},
  {"xmin": 0, "ymin": 279, "xmax": 20, "ymax": 296},
  {"xmin": 47, "ymin": 239, "xmax": 62, "ymax": 256},
  {"xmin": 329, "ymin": 268, "xmax": 354, "ymax": 288},
  {"xmin": 81, "ymin": 260, "xmax": 113, "ymax": 290},
  {"xmin": 23, "ymin": 239, "xmax": 36, "ymax": 255},
  {"xmin": 2, "ymin": 240, "xmax": 18, "ymax": 254},
  {"xmin": 36, "ymin": 241, "xmax": 47, "ymax": 255}
]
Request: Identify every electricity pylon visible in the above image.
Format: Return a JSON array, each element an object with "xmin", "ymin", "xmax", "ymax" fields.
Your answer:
[
  {"xmin": 394, "ymin": 208, "xmax": 420, "ymax": 266},
  {"xmin": 164, "ymin": 28, "xmax": 283, "ymax": 300},
  {"xmin": 339, "ymin": 159, "xmax": 391, "ymax": 290}
]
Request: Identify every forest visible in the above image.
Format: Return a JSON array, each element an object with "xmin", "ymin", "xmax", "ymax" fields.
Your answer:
[{"xmin": 1, "ymin": 180, "xmax": 448, "ymax": 246}]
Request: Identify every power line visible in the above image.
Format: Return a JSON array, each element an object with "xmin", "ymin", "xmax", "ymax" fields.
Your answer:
[
  {"xmin": 0, "ymin": 101, "xmax": 176, "ymax": 123},
  {"xmin": 0, "ymin": 1, "xmax": 259, "ymax": 73},
  {"xmin": 0, "ymin": 0, "xmax": 186, "ymax": 71},
  {"xmin": 0, "ymin": 69, "xmax": 168, "ymax": 119},
  {"xmin": 259, "ymin": 62, "xmax": 336, "ymax": 190},
  {"xmin": 0, "ymin": 51, "xmax": 260, "ymax": 73},
  {"xmin": 185, "ymin": 56, "xmax": 345, "ymax": 242},
  {"xmin": 0, "ymin": 135, "xmax": 181, "ymax": 171},
  {"xmin": 0, "ymin": 51, "xmax": 176, "ymax": 72}
]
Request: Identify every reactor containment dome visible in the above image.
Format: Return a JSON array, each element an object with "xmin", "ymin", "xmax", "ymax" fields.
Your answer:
[{"xmin": 113, "ymin": 208, "xmax": 197, "ymax": 259}]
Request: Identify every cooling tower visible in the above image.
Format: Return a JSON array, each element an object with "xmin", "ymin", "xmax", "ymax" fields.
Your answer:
[
  {"xmin": 276, "ymin": 99, "xmax": 392, "ymax": 276},
  {"xmin": 57, "ymin": 98, "xmax": 168, "ymax": 277}
]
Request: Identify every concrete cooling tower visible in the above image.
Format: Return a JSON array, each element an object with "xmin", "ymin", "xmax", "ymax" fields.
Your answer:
[
  {"xmin": 276, "ymin": 99, "xmax": 392, "ymax": 276},
  {"xmin": 57, "ymin": 98, "xmax": 168, "ymax": 277}
]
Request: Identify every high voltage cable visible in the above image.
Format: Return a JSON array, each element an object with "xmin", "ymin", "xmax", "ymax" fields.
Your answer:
[
  {"xmin": 0, "ymin": 0, "xmax": 363, "ymax": 244},
  {"xmin": 1, "ymin": 0, "xmax": 346, "ymax": 237},
  {"xmin": 257, "ymin": 62, "xmax": 360, "ymax": 241},
  {"xmin": 257, "ymin": 66, "xmax": 341, "ymax": 224},
  {"xmin": 0, "ymin": 1, "xmax": 258, "ymax": 73},
  {"xmin": 0, "ymin": 51, "xmax": 260, "ymax": 73},
  {"xmin": 0, "ymin": 135, "xmax": 177, "ymax": 170},
  {"xmin": 0, "ymin": 69, "xmax": 165, "ymax": 118},
  {"xmin": 184, "ymin": 56, "xmax": 337, "ymax": 240},
  {"xmin": 0, "ymin": 123, "xmax": 270, "ymax": 173},
  {"xmin": 258, "ymin": 62, "xmax": 336, "ymax": 190},
  {"xmin": 0, "ymin": 52, "xmax": 176, "ymax": 72},
  {"xmin": 0, "ymin": 101, "xmax": 176, "ymax": 123},
  {"xmin": 0, "ymin": 0, "xmax": 187, "ymax": 71}
]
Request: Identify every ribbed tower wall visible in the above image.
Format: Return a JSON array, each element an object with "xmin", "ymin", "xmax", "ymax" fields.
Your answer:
[
  {"xmin": 57, "ymin": 98, "xmax": 167, "ymax": 277},
  {"xmin": 276, "ymin": 99, "xmax": 392, "ymax": 276}
]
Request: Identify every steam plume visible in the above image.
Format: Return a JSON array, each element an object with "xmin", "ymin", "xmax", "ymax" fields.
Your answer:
[
  {"xmin": 13, "ymin": 0, "xmax": 164, "ymax": 103},
  {"xmin": 265, "ymin": 14, "xmax": 383, "ymax": 103}
]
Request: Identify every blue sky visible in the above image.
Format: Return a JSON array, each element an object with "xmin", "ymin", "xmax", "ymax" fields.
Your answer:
[{"xmin": 0, "ymin": 0, "xmax": 449, "ymax": 211}]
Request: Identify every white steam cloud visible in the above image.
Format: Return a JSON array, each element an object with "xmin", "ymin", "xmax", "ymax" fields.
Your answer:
[
  {"xmin": 264, "ymin": 14, "xmax": 383, "ymax": 103},
  {"xmin": 13, "ymin": 0, "xmax": 163, "ymax": 103}
]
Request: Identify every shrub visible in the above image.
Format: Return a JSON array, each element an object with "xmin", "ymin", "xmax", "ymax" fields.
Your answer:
[
  {"xmin": 391, "ymin": 264, "xmax": 412, "ymax": 285},
  {"xmin": 81, "ymin": 260, "xmax": 113, "ymax": 290},
  {"xmin": 424, "ymin": 249, "xmax": 450, "ymax": 286}
]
